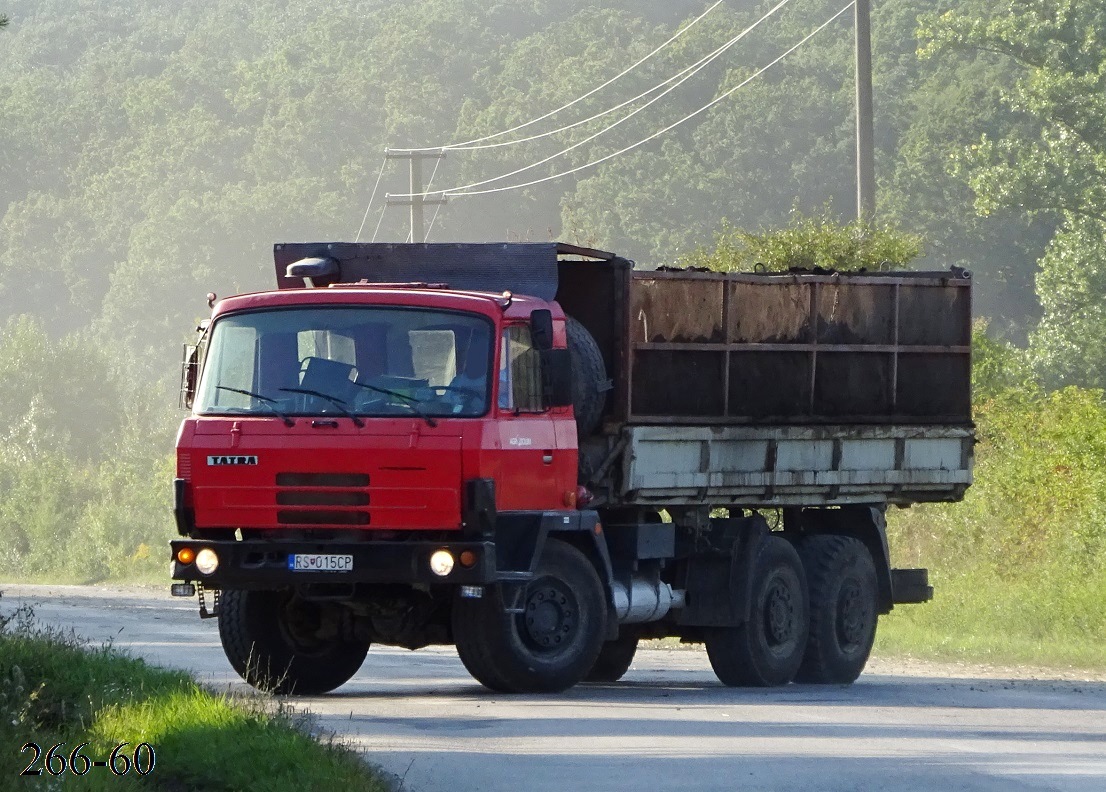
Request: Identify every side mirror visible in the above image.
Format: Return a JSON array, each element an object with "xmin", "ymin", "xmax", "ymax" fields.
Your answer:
[
  {"xmin": 542, "ymin": 348, "xmax": 573, "ymax": 408},
  {"xmin": 529, "ymin": 309, "xmax": 554, "ymax": 351},
  {"xmin": 179, "ymin": 344, "xmax": 199, "ymax": 410}
]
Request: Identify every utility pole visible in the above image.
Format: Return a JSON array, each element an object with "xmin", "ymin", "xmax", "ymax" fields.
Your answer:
[
  {"xmin": 385, "ymin": 150, "xmax": 447, "ymax": 242},
  {"xmin": 854, "ymin": 0, "xmax": 876, "ymax": 221}
]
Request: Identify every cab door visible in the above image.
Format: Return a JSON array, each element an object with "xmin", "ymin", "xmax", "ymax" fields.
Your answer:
[{"xmin": 494, "ymin": 323, "xmax": 574, "ymax": 511}]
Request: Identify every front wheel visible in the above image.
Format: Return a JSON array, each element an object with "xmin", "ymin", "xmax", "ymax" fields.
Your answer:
[
  {"xmin": 794, "ymin": 535, "xmax": 878, "ymax": 684},
  {"xmin": 705, "ymin": 535, "xmax": 809, "ymax": 687},
  {"xmin": 217, "ymin": 589, "xmax": 368, "ymax": 695},
  {"xmin": 453, "ymin": 538, "xmax": 607, "ymax": 693}
]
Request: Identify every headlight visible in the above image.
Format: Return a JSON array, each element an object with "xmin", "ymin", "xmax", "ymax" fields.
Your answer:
[
  {"xmin": 429, "ymin": 550, "xmax": 455, "ymax": 577},
  {"xmin": 194, "ymin": 548, "xmax": 219, "ymax": 576}
]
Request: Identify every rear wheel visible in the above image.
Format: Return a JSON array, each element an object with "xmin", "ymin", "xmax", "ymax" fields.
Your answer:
[
  {"xmin": 795, "ymin": 535, "xmax": 878, "ymax": 684},
  {"xmin": 453, "ymin": 538, "xmax": 606, "ymax": 693},
  {"xmin": 585, "ymin": 634, "xmax": 638, "ymax": 682},
  {"xmin": 218, "ymin": 589, "xmax": 368, "ymax": 695},
  {"xmin": 705, "ymin": 535, "xmax": 809, "ymax": 687}
]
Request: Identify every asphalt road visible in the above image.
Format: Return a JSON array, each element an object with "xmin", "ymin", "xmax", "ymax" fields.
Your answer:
[{"xmin": 4, "ymin": 584, "xmax": 1106, "ymax": 792}]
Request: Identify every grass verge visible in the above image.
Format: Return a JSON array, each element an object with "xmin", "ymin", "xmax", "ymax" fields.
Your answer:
[
  {"xmin": 1, "ymin": 595, "xmax": 387, "ymax": 791},
  {"xmin": 874, "ymin": 565, "xmax": 1106, "ymax": 670}
]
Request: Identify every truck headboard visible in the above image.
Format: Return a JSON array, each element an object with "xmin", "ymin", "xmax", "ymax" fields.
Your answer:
[{"xmin": 273, "ymin": 242, "xmax": 623, "ymax": 300}]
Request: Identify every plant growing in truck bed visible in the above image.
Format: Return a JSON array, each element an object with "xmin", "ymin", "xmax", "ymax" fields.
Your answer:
[{"xmin": 676, "ymin": 215, "xmax": 923, "ymax": 272}]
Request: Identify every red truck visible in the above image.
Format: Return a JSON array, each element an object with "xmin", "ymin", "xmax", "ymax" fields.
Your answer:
[{"xmin": 170, "ymin": 242, "xmax": 973, "ymax": 694}]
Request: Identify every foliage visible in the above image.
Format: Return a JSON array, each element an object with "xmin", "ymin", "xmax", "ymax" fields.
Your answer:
[
  {"xmin": 885, "ymin": 377, "xmax": 1106, "ymax": 666},
  {"xmin": 971, "ymin": 321, "xmax": 1034, "ymax": 400},
  {"xmin": 0, "ymin": 0, "xmax": 1053, "ymax": 342},
  {"xmin": 922, "ymin": 1, "xmax": 1106, "ymax": 224},
  {"xmin": 0, "ymin": 601, "xmax": 386, "ymax": 790},
  {"xmin": 923, "ymin": 1, "xmax": 1106, "ymax": 380},
  {"xmin": 1028, "ymin": 217, "xmax": 1106, "ymax": 389},
  {"xmin": 676, "ymin": 214, "xmax": 922, "ymax": 272},
  {"xmin": 0, "ymin": 317, "xmax": 174, "ymax": 583}
]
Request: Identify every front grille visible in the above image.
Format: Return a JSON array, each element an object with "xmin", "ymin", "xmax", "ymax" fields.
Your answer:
[
  {"xmin": 178, "ymin": 452, "xmax": 192, "ymax": 479},
  {"xmin": 276, "ymin": 472, "xmax": 371, "ymax": 527}
]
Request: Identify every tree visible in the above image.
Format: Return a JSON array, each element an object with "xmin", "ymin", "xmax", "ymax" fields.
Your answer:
[
  {"xmin": 924, "ymin": 2, "xmax": 1106, "ymax": 223},
  {"xmin": 923, "ymin": 2, "xmax": 1106, "ymax": 386}
]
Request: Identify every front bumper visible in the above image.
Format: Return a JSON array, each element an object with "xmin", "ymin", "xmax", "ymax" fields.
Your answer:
[{"xmin": 170, "ymin": 538, "xmax": 497, "ymax": 588}]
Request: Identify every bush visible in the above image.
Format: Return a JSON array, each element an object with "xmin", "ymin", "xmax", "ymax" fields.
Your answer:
[
  {"xmin": 677, "ymin": 214, "xmax": 923, "ymax": 272},
  {"xmin": 884, "ymin": 378, "xmax": 1106, "ymax": 666}
]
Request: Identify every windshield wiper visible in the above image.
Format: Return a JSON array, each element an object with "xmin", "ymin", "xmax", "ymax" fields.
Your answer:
[
  {"xmin": 349, "ymin": 381, "xmax": 437, "ymax": 428},
  {"xmin": 279, "ymin": 387, "xmax": 365, "ymax": 428},
  {"xmin": 215, "ymin": 386, "xmax": 294, "ymax": 426}
]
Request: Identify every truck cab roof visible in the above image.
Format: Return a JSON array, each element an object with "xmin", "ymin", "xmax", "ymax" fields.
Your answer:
[{"xmin": 210, "ymin": 284, "xmax": 561, "ymax": 322}]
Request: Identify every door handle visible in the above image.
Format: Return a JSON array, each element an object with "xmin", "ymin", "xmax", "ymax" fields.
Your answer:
[{"xmin": 542, "ymin": 451, "xmax": 553, "ymax": 464}]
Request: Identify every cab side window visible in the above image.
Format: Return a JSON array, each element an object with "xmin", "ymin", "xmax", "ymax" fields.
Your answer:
[{"xmin": 499, "ymin": 325, "xmax": 544, "ymax": 412}]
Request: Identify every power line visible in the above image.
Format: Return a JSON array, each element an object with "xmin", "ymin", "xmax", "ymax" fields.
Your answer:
[
  {"xmin": 371, "ymin": 203, "xmax": 388, "ymax": 242},
  {"xmin": 443, "ymin": 0, "xmax": 796, "ymax": 153},
  {"xmin": 390, "ymin": 0, "xmax": 794, "ymax": 199},
  {"xmin": 425, "ymin": 196, "xmax": 446, "ymax": 241},
  {"xmin": 422, "ymin": 157, "xmax": 445, "ymax": 242},
  {"xmin": 390, "ymin": 0, "xmax": 726, "ymax": 154},
  {"xmin": 439, "ymin": 2, "xmax": 855, "ymax": 198},
  {"xmin": 354, "ymin": 155, "xmax": 388, "ymax": 242}
]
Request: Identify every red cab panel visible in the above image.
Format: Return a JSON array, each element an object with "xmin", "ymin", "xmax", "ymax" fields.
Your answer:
[{"xmin": 182, "ymin": 417, "xmax": 462, "ymax": 531}]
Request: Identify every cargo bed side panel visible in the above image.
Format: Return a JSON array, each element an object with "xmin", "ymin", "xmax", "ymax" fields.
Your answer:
[{"xmin": 620, "ymin": 425, "xmax": 973, "ymax": 507}]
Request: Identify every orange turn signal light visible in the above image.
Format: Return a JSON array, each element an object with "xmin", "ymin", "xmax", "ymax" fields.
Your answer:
[
  {"xmin": 177, "ymin": 547, "xmax": 196, "ymax": 565},
  {"xmin": 459, "ymin": 550, "xmax": 478, "ymax": 568}
]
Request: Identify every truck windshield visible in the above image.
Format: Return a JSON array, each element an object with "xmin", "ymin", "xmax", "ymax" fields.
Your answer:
[{"xmin": 193, "ymin": 307, "xmax": 493, "ymax": 419}]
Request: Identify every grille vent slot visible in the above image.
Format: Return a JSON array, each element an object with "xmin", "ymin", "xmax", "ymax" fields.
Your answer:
[
  {"xmin": 276, "ymin": 472, "xmax": 371, "ymax": 527},
  {"xmin": 276, "ymin": 473, "xmax": 369, "ymax": 487},
  {"xmin": 277, "ymin": 491, "xmax": 369, "ymax": 506},
  {"xmin": 277, "ymin": 510, "xmax": 370, "ymax": 526}
]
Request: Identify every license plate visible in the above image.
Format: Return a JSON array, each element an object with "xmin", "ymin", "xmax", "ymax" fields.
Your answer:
[{"xmin": 288, "ymin": 554, "xmax": 354, "ymax": 572}]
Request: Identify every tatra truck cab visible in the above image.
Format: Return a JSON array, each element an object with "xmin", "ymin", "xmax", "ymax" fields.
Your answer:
[{"xmin": 170, "ymin": 242, "xmax": 974, "ymax": 694}]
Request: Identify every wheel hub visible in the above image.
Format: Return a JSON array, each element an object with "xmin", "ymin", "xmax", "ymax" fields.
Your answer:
[
  {"xmin": 523, "ymin": 583, "xmax": 577, "ymax": 650},
  {"xmin": 764, "ymin": 579, "xmax": 795, "ymax": 646},
  {"xmin": 836, "ymin": 579, "xmax": 867, "ymax": 647}
]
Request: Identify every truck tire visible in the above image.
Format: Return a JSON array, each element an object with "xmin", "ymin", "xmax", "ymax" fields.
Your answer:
[
  {"xmin": 795, "ymin": 535, "xmax": 878, "ymax": 684},
  {"xmin": 453, "ymin": 538, "xmax": 607, "ymax": 693},
  {"xmin": 585, "ymin": 634, "xmax": 638, "ymax": 682},
  {"xmin": 704, "ymin": 535, "xmax": 809, "ymax": 687},
  {"xmin": 566, "ymin": 316, "xmax": 607, "ymax": 436},
  {"xmin": 217, "ymin": 589, "xmax": 368, "ymax": 695}
]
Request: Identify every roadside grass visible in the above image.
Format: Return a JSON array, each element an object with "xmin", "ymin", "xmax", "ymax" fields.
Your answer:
[
  {"xmin": 1, "ymin": 597, "xmax": 387, "ymax": 791},
  {"xmin": 876, "ymin": 384, "xmax": 1106, "ymax": 672},
  {"xmin": 875, "ymin": 566, "xmax": 1106, "ymax": 670}
]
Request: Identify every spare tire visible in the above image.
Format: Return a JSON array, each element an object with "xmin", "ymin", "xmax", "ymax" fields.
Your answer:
[{"xmin": 566, "ymin": 316, "xmax": 607, "ymax": 436}]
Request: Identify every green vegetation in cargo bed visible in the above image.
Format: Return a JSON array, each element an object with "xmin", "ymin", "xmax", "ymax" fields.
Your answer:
[
  {"xmin": 675, "ymin": 215, "xmax": 923, "ymax": 272},
  {"xmin": 0, "ymin": 596, "xmax": 387, "ymax": 791}
]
